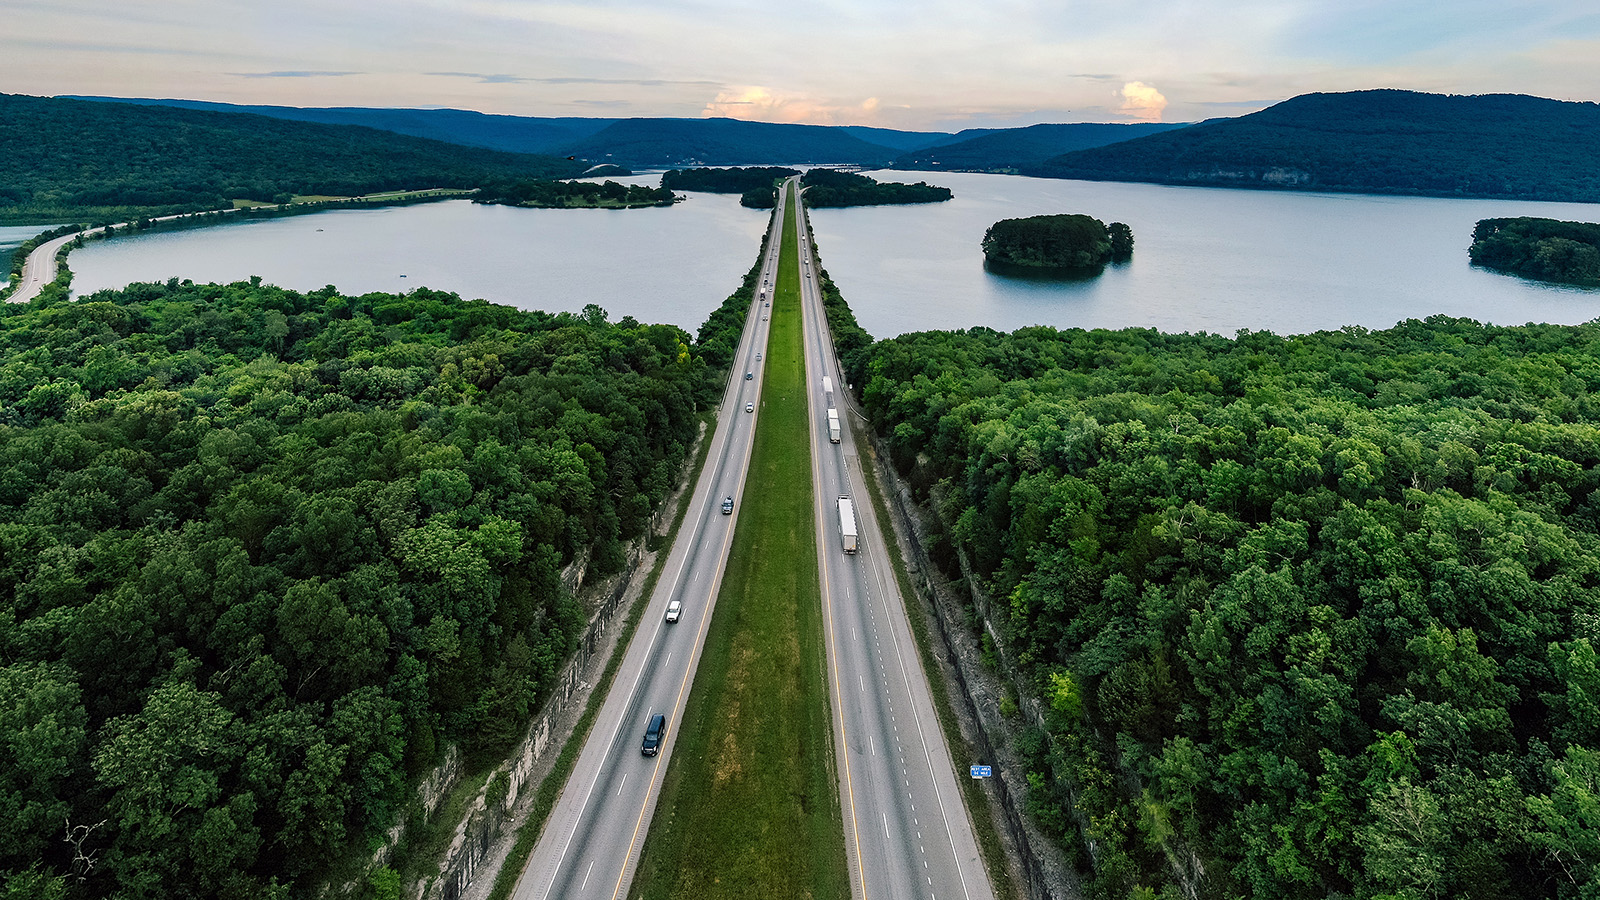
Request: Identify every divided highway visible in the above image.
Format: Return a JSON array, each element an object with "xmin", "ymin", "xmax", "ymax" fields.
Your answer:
[
  {"xmin": 793, "ymin": 180, "xmax": 997, "ymax": 900},
  {"xmin": 511, "ymin": 201, "xmax": 786, "ymax": 900}
]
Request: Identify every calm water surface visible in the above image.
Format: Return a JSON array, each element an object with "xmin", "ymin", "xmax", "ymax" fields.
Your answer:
[
  {"xmin": 808, "ymin": 172, "xmax": 1600, "ymax": 337},
  {"xmin": 69, "ymin": 186, "xmax": 767, "ymax": 331},
  {"xmin": 1, "ymin": 224, "xmax": 65, "ymax": 289},
  {"xmin": 68, "ymin": 172, "xmax": 1600, "ymax": 336}
]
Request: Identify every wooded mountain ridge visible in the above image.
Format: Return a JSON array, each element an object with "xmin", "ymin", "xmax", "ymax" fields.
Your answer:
[
  {"xmin": 1036, "ymin": 89, "xmax": 1600, "ymax": 203},
  {"xmin": 51, "ymin": 90, "xmax": 1598, "ymax": 202},
  {"xmin": 0, "ymin": 93, "xmax": 585, "ymax": 223}
]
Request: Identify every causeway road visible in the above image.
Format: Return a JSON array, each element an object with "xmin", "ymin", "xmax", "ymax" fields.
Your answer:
[
  {"xmin": 794, "ymin": 177, "xmax": 997, "ymax": 900},
  {"xmin": 510, "ymin": 200, "xmax": 787, "ymax": 900}
]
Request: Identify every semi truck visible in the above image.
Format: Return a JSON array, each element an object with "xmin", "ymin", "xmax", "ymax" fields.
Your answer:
[
  {"xmin": 838, "ymin": 496, "xmax": 858, "ymax": 554},
  {"xmin": 827, "ymin": 408, "xmax": 841, "ymax": 443}
]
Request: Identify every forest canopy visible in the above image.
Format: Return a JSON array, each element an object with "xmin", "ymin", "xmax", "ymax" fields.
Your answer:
[
  {"xmin": 0, "ymin": 93, "xmax": 585, "ymax": 224},
  {"xmin": 798, "ymin": 169, "xmax": 952, "ymax": 207},
  {"xmin": 0, "ymin": 279, "xmax": 716, "ymax": 898},
  {"xmin": 659, "ymin": 167, "xmax": 799, "ymax": 194},
  {"xmin": 1470, "ymin": 217, "xmax": 1600, "ymax": 286},
  {"xmin": 862, "ymin": 316, "xmax": 1600, "ymax": 900},
  {"xmin": 474, "ymin": 179, "xmax": 676, "ymax": 209},
  {"xmin": 981, "ymin": 214, "xmax": 1133, "ymax": 270},
  {"xmin": 1037, "ymin": 89, "xmax": 1600, "ymax": 203}
]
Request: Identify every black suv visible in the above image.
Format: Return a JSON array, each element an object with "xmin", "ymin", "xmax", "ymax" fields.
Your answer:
[{"xmin": 641, "ymin": 713, "xmax": 667, "ymax": 756}]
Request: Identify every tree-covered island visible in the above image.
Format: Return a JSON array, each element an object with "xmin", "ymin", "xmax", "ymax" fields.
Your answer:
[
  {"xmin": 660, "ymin": 166, "xmax": 800, "ymax": 194},
  {"xmin": 658, "ymin": 167, "xmax": 800, "ymax": 210},
  {"xmin": 474, "ymin": 179, "xmax": 676, "ymax": 209},
  {"xmin": 981, "ymin": 213, "xmax": 1133, "ymax": 271},
  {"xmin": 798, "ymin": 168, "xmax": 952, "ymax": 207},
  {"xmin": 1469, "ymin": 217, "xmax": 1600, "ymax": 286}
]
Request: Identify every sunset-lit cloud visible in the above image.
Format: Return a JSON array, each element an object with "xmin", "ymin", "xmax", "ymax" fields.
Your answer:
[
  {"xmin": 1118, "ymin": 81, "xmax": 1169, "ymax": 121},
  {"xmin": 5, "ymin": 0, "xmax": 1599, "ymax": 129},
  {"xmin": 701, "ymin": 87, "xmax": 884, "ymax": 126}
]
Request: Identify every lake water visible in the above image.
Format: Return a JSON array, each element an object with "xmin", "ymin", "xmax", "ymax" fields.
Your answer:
[
  {"xmin": 68, "ymin": 188, "xmax": 769, "ymax": 332},
  {"xmin": 806, "ymin": 172, "xmax": 1600, "ymax": 338},
  {"xmin": 66, "ymin": 173, "xmax": 1600, "ymax": 337}
]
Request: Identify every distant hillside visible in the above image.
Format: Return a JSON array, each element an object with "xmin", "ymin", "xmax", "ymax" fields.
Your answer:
[
  {"xmin": 557, "ymin": 117, "xmax": 902, "ymax": 166},
  {"xmin": 894, "ymin": 122, "xmax": 1189, "ymax": 172},
  {"xmin": 0, "ymin": 93, "xmax": 585, "ymax": 223},
  {"xmin": 68, "ymin": 96, "xmax": 616, "ymax": 155},
  {"xmin": 1036, "ymin": 90, "xmax": 1600, "ymax": 203},
  {"xmin": 837, "ymin": 125, "xmax": 994, "ymax": 152}
]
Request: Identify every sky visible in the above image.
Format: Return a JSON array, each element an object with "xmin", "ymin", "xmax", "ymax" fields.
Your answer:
[{"xmin": 4, "ymin": 0, "xmax": 1599, "ymax": 132}]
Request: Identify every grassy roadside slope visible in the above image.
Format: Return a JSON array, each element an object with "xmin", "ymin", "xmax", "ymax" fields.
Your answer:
[{"xmin": 630, "ymin": 187, "xmax": 849, "ymax": 899}]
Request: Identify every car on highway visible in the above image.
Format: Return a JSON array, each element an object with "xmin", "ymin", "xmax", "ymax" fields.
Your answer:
[
  {"xmin": 721, "ymin": 496, "xmax": 734, "ymax": 514},
  {"xmin": 756, "ymin": 352, "xmax": 762, "ymax": 360},
  {"xmin": 746, "ymin": 402, "xmax": 754, "ymax": 413},
  {"xmin": 746, "ymin": 372, "xmax": 753, "ymax": 380},
  {"xmin": 665, "ymin": 599, "xmax": 682, "ymax": 623},
  {"xmin": 641, "ymin": 713, "xmax": 667, "ymax": 756}
]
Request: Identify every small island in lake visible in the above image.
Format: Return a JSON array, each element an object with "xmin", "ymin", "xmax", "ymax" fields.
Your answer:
[
  {"xmin": 475, "ymin": 179, "xmax": 676, "ymax": 209},
  {"xmin": 981, "ymin": 214, "xmax": 1133, "ymax": 271},
  {"xmin": 1469, "ymin": 217, "xmax": 1600, "ymax": 286},
  {"xmin": 660, "ymin": 166, "xmax": 799, "ymax": 209},
  {"xmin": 661, "ymin": 166, "xmax": 799, "ymax": 194},
  {"xmin": 799, "ymin": 169, "xmax": 952, "ymax": 207}
]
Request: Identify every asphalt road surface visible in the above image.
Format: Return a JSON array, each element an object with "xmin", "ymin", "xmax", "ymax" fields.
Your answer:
[
  {"xmin": 510, "ymin": 200, "xmax": 787, "ymax": 900},
  {"xmin": 6, "ymin": 230, "xmax": 83, "ymax": 304},
  {"xmin": 793, "ymin": 179, "xmax": 997, "ymax": 900}
]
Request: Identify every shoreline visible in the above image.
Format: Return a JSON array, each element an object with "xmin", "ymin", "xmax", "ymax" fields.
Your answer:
[{"xmin": 2, "ymin": 188, "xmax": 473, "ymax": 305}]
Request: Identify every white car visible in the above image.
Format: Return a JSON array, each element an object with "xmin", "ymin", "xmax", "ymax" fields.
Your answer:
[
  {"xmin": 665, "ymin": 600, "xmax": 682, "ymax": 623},
  {"xmin": 746, "ymin": 402, "xmax": 754, "ymax": 413}
]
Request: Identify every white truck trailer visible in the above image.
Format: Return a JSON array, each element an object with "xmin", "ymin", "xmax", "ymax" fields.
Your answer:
[
  {"xmin": 827, "ymin": 408, "xmax": 841, "ymax": 443},
  {"xmin": 838, "ymin": 496, "xmax": 858, "ymax": 554}
]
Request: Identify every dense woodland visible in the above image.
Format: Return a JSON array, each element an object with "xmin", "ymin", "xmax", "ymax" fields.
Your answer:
[
  {"xmin": 981, "ymin": 214, "xmax": 1133, "ymax": 271},
  {"xmin": 861, "ymin": 318, "xmax": 1600, "ymax": 899},
  {"xmin": 659, "ymin": 167, "xmax": 798, "ymax": 194},
  {"xmin": 0, "ymin": 94, "xmax": 584, "ymax": 224},
  {"xmin": 798, "ymin": 169, "xmax": 952, "ymax": 207},
  {"xmin": 0, "ymin": 280, "xmax": 728, "ymax": 898},
  {"xmin": 1470, "ymin": 218, "xmax": 1600, "ymax": 286},
  {"xmin": 1038, "ymin": 90, "xmax": 1600, "ymax": 203},
  {"xmin": 473, "ymin": 179, "xmax": 675, "ymax": 209}
]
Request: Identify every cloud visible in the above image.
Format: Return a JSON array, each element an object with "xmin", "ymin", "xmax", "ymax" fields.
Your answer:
[
  {"xmin": 11, "ymin": 37, "xmax": 222, "ymax": 58},
  {"xmin": 700, "ymin": 86, "xmax": 882, "ymax": 125},
  {"xmin": 1118, "ymin": 81, "xmax": 1168, "ymax": 121},
  {"xmin": 230, "ymin": 71, "xmax": 362, "ymax": 79},
  {"xmin": 427, "ymin": 71, "xmax": 718, "ymax": 87}
]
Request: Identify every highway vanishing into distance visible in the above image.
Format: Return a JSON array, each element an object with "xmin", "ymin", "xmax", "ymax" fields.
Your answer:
[
  {"xmin": 511, "ymin": 199, "xmax": 786, "ymax": 900},
  {"xmin": 793, "ymin": 179, "xmax": 996, "ymax": 900},
  {"xmin": 512, "ymin": 180, "xmax": 996, "ymax": 900}
]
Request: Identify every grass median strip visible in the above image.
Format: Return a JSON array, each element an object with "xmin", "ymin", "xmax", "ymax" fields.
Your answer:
[{"xmin": 630, "ymin": 187, "xmax": 849, "ymax": 900}]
